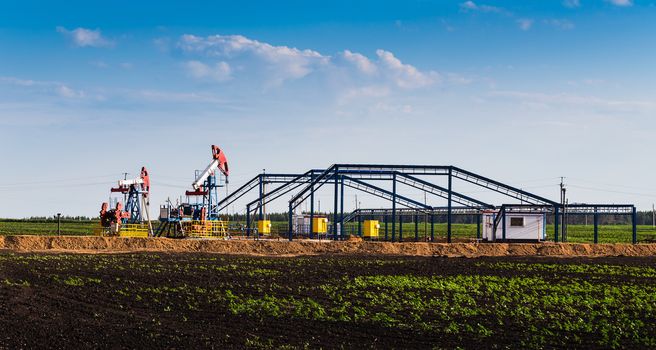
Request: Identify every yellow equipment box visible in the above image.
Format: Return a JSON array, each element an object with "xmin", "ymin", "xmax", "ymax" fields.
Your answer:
[
  {"xmin": 312, "ymin": 217, "xmax": 328, "ymax": 233},
  {"xmin": 363, "ymin": 220, "xmax": 380, "ymax": 238},
  {"xmin": 119, "ymin": 224, "xmax": 150, "ymax": 238},
  {"xmin": 258, "ymin": 220, "xmax": 272, "ymax": 234}
]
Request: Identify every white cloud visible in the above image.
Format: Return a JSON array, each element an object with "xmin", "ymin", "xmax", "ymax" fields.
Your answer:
[
  {"xmin": 56, "ymin": 26, "xmax": 114, "ymax": 48},
  {"xmin": 517, "ymin": 19, "xmax": 534, "ymax": 31},
  {"xmin": 135, "ymin": 90, "xmax": 227, "ymax": 104},
  {"xmin": 375, "ymin": 50, "xmax": 439, "ymax": 88},
  {"xmin": 56, "ymin": 85, "xmax": 85, "ymax": 98},
  {"xmin": 371, "ymin": 102, "xmax": 414, "ymax": 114},
  {"xmin": 563, "ymin": 0, "xmax": 581, "ymax": 8},
  {"xmin": 341, "ymin": 50, "xmax": 377, "ymax": 75},
  {"xmin": 0, "ymin": 76, "xmax": 86, "ymax": 99},
  {"xmin": 460, "ymin": 1, "xmax": 478, "ymax": 10},
  {"xmin": 490, "ymin": 90, "xmax": 656, "ymax": 113},
  {"xmin": 459, "ymin": 1, "xmax": 510, "ymax": 15},
  {"xmin": 338, "ymin": 85, "xmax": 390, "ymax": 105},
  {"xmin": 0, "ymin": 77, "xmax": 38, "ymax": 86},
  {"xmin": 446, "ymin": 73, "xmax": 473, "ymax": 85},
  {"xmin": 606, "ymin": 0, "xmax": 633, "ymax": 6},
  {"xmin": 184, "ymin": 60, "xmax": 232, "ymax": 82},
  {"xmin": 178, "ymin": 34, "xmax": 328, "ymax": 84},
  {"xmin": 176, "ymin": 34, "xmax": 441, "ymax": 90},
  {"xmin": 543, "ymin": 19, "xmax": 575, "ymax": 30}
]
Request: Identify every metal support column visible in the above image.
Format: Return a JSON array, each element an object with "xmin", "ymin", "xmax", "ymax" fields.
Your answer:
[
  {"xmin": 476, "ymin": 214, "xmax": 481, "ymax": 240},
  {"xmin": 309, "ymin": 170, "xmax": 314, "ymax": 239},
  {"xmin": 447, "ymin": 167, "xmax": 453, "ymax": 243},
  {"xmin": 333, "ymin": 168, "xmax": 339, "ymax": 240},
  {"xmin": 358, "ymin": 215, "xmax": 362, "ymax": 236},
  {"xmin": 501, "ymin": 206, "xmax": 506, "ymax": 241},
  {"xmin": 340, "ymin": 176, "xmax": 345, "ymax": 239},
  {"xmin": 399, "ymin": 214, "xmax": 403, "ymax": 242},
  {"xmin": 258, "ymin": 175, "xmax": 263, "ymax": 220},
  {"xmin": 392, "ymin": 173, "xmax": 397, "ymax": 242},
  {"xmin": 246, "ymin": 204, "xmax": 251, "ymax": 237},
  {"xmin": 632, "ymin": 206, "xmax": 637, "ymax": 244},
  {"xmin": 414, "ymin": 213, "xmax": 419, "ymax": 242},
  {"xmin": 430, "ymin": 213, "xmax": 435, "ymax": 242},
  {"xmin": 593, "ymin": 207, "xmax": 599, "ymax": 244},
  {"xmin": 288, "ymin": 204, "xmax": 293, "ymax": 241},
  {"xmin": 384, "ymin": 215, "xmax": 389, "ymax": 241},
  {"xmin": 554, "ymin": 206, "xmax": 560, "ymax": 243}
]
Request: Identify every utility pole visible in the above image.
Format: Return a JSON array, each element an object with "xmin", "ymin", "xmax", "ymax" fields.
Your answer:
[
  {"xmin": 262, "ymin": 169, "xmax": 266, "ymax": 220},
  {"xmin": 122, "ymin": 172, "xmax": 129, "ymax": 205},
  {"xmin": 424, "ymin": 192, "xmax": 428, "ymax": 239},
  {"xmin": 56, "ymin": 213, "xmax": 61, "ymax": 235}
]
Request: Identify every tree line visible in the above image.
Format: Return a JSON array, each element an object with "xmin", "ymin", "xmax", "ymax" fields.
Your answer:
[{"xmin": 3, "ymin": 210, "xmax": 655, "ymax": 226}]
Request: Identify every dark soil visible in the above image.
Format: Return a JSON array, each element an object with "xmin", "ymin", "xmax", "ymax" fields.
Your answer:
[{"xmin": 1, "ymin": 253, "xmax": 655, "ymax": 349}]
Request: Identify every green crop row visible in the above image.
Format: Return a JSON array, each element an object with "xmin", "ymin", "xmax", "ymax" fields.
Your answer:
[{"xmin": 3, "ymin": 253, "xmax": 656, "ymax": 348}]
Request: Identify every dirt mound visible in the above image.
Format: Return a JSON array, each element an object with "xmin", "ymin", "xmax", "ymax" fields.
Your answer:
[{"xmin": 1, "ymin": 235, "xmax": 656, "ymax": 257}]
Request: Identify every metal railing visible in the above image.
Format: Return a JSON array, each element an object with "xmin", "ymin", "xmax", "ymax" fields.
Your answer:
[{"xmin": 181, "ymin": 220, "xmax": 228, "ymax": 238}]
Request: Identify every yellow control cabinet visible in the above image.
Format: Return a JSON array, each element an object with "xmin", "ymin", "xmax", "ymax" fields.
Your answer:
[
  {"xmin": 118, "ymin": 224, "xmax": 150, "ymax": 238},
  {"xmin": 312, "ymin": 217, "xmax": 328, "ymax": 233},
  {"xmin": 258, "ymin": 220, "xmax": 272, "ymax": 234},
  {"xmin": 363, "ymin": 220, "xmax": 380, "ymax": 238}
]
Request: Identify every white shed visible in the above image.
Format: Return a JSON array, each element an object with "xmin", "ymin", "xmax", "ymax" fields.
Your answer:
[{"xmin": 482, "ymin": 211, "xmax": 546, "ymax": 242}]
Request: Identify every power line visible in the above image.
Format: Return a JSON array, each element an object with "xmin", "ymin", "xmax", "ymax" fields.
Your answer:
[
  {"xmin": 567, "ymin": 184, "xmax": 656, "ymax": 198},
  {"xmin": 0, "ymin": 173, "xmax": 122, "ymax": 188},
  {"xmin": 150, "ymin": 181, "xmax": 188, "ymax": 189},
  {"xmin": 567, "ymin": 177, "xmax": 656, "ymax": 192},
  {"xmin": 0, "ymin": 181, "xmax": 115, "ymax": 192}
]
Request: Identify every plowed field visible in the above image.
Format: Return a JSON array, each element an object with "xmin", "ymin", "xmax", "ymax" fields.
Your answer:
[{"xmin": 2, "ymin": 253, "xmax": 656, "ymax": 349}]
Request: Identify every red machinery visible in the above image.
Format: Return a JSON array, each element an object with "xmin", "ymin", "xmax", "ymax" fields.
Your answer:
[
  {"xmin": 99, "ymin": 166, "xmax": 152, "ymax": 234},
  {"xmin": 111, "ymin": 167, "xmax": 150, "ymax": 197},
  {"xmin": 99, "ymin": 202, "xmax": 129, "ymax": 229},
  {"xmin": 155, "ymin": 145, "xmax": 229, "ymax": 237},
  {"xmin": 185, "ymin": 145, "xmax": 229, "ymax": 196}
]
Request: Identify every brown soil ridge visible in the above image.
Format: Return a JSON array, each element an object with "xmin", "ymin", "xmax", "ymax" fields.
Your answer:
[{"xmin": 1, "ymin": 235, "xmax": 656, "ymax": 257}]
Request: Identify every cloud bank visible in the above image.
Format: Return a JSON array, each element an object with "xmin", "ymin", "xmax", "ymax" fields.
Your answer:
[
  {"xmin": 56, "ymin": 27, "xmax": 114, "ymax": 48},
  {"xmin": 176, "ymin": 34, "xmax": 441, "ymax": 89}
]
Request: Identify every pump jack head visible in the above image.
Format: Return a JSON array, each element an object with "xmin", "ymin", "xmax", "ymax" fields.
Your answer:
[{"xmin": 211, "ymin": 145, "xmax": 229, "ymax": 177}]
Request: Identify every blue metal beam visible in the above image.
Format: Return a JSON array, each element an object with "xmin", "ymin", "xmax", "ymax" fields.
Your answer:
[
  {"xmin": 450, "ymin": 166, "xmax": 559, "ymax": 206},
  {"xmin": 447, "ymin": 167, "xmax": 452, "ymax": 243},
  {"xmin": 394, "ymin": 172, "xmax": 494, "ymax": 209}
]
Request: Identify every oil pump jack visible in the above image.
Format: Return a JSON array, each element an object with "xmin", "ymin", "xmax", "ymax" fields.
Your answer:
[
  {"xmin": 156, "ymin": 145, "xmax": 229, "ymax": 237},
  {"xmin": 185, "ymin": 145, "xmax": 229, "ymax": 221},
  {"xmin": 99, "ymin": 167, "xmax": 153, "ymax": 237}
]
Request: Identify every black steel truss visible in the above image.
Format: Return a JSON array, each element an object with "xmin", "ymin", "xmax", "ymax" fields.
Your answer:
[{"xmin": 215, "ymin": 163, "xmax": 637, "ymax": 244}]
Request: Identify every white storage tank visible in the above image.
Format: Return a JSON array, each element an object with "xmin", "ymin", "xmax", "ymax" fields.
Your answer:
[{"xmin": 482, "ymin": 211, "xmax": 546, "ymax": 242}]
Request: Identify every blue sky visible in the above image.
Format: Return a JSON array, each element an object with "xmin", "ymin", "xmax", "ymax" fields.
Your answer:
[{"xmin": 1, "ymin": 0, "xmax": 655, "ymax": 218}]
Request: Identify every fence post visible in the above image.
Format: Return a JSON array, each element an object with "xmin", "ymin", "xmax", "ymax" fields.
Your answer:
[
  {"xmin": 593, "ymin": 207, "xmax": 598, "ymax": 244},
  {"xmin": 632, "ymin": 206, "xmax": 638, "ymax": 244}
]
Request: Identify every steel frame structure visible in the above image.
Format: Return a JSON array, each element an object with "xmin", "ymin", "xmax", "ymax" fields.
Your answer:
[
  {"xmin": 218, "ymin": 164, "xmax": 638, "ymax": 244},
  {"xmin": 123, "ymin": 186, "xmax": 146, "ymax": 224},
  {"xmin": 190, "ymin": 171, "xmax": 223, "ymax": 221}
]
